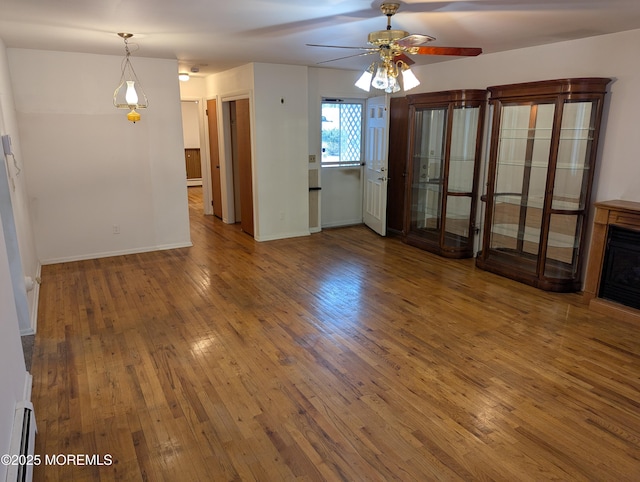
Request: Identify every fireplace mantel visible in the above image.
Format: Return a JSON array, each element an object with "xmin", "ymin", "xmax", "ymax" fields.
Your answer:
[{"xmin": 583, "ymin": 200, "xmax": 640, "ymax": 323}]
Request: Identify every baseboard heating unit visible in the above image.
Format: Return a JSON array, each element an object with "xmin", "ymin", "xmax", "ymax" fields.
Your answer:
[{"xmin": 6, "ymin": 401, "xmax": 37, "ymax": 482}]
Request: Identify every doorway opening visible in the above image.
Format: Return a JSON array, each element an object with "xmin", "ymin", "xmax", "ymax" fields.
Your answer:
[
  {"xmin": 181, "ymin": 100, "xmax": 203, "ymax": 187},
  {"xmin": 320, "ymin": 98, "xmax": 365, "ymax": 228}
]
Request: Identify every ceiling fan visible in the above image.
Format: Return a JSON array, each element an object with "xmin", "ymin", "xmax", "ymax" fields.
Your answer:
[{"xmin": 307, "ymin": 2, "xmax": 482, "ymax": 93}]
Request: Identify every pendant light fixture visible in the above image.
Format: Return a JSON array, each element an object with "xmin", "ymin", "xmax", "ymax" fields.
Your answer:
[{"xmin": 113, "ymin": 33, "xmax": 148, "ymax": 123}]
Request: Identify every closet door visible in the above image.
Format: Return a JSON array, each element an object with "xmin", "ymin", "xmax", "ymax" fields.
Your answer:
[
  {"xmin": 235, "ymin": 98, "xmax": 254, "ymax": 236},
  {"xmin": 206, "ymin": 99, "xmax": 223, "ymax": 218}
]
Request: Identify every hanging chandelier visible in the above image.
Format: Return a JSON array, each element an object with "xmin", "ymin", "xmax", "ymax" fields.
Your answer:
[{"xmin": 113, "ymin": 33, "xmax": 148, "ymax": 123}]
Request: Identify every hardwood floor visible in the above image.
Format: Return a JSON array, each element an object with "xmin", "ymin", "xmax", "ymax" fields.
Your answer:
[{"xmin": 32, "ymin": 187, "xmax": 640, "ymax": 481}]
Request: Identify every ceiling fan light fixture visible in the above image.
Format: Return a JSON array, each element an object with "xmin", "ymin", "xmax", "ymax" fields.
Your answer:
[
  {"xmin": 310, "ymin": 1, "xmax": 480, "ymax": 93},
  {"xmin": 385, "ymin": 75, "xmax": 401, "ymax": 94},
  {"xmin": 372, "ymin": 64, "xmax": 390, "ymax": 90},
  {"xmin": 358, "ymin": 58, "xmax": 418, "ymax": 93},
  {"xmin": 355, "ymin": 64, "xmax": 375, "ymax": 91},
  {"xmin": 401, "ymin": 65, "xmax": 420, "ymax": 91}
]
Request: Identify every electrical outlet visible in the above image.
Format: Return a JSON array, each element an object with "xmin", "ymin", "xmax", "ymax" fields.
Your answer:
[
  {"xmin": 112, "ymin": 224, "xmax": 120, "ymax": 234},
  {"xmin": 309, "ymin": 154, "xmax": 316, "ymax": 163}
]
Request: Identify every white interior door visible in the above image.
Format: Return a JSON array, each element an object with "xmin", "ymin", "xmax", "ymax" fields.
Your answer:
[{"xmin": 363, "ymin": 95, "xmax": 389, "ymax": 236}]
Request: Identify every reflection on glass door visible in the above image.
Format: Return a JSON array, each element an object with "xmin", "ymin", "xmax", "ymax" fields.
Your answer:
[
  {"xmin": 410, "ymin": 107, "xmax": 446, "ymax": 234},
  {"xmin": 490, "ymin": 102, "xmax": 554, "ymax": 273}
]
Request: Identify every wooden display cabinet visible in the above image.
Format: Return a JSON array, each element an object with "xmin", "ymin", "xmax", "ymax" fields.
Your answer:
[
  {"xmin": 476, "ymin": 78, "xmax": 611, "ymax": 292},
  {"xmin": 403, "ymin": 90, "xmax": 486, "ymax": 258}
]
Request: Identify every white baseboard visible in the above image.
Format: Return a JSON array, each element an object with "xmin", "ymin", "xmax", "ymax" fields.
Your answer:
[
  {"xmin": 23, "ymin": 372, "xmax": 32, "ymax": 403},
  {"xmin": 255, "ymin": 230, "xmax": 310, "ymax": 242},
  {"xmin": 321, "ymin": 220, "xmax": 364, "ymax": 229},
  {"xmin": 40, "ymin": 241, "xmax": 194, "ymax": 265}
]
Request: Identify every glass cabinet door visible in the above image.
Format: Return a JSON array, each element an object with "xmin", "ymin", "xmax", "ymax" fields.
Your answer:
[
  {"xmin": 489, "ymin": 102, "xmax": 554, "ymax": 274},
  {"xmin": 404, "ymin": 90, "xmax": 487, "ymax": 258},
  {"xmin": 409, "ymin": 107, "xmax": 447, "ymax": 237},
  {"xmin": 445, "ymin": 105, "xmax": 481, "ymax": 249},
  {"xmin": 544, "ymin": 99, "xmax": 598, "ymax": 279}
]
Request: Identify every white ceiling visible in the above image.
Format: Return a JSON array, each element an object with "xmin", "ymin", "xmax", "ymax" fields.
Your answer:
[{"xmin": 1, "ymin": 0, "xmax": 640, "ymax": 76}]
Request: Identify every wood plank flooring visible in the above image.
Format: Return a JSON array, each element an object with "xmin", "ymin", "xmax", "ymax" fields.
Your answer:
[{"xmin": 32, "ymin": 187, "xmax": 640, "ymax": 481}]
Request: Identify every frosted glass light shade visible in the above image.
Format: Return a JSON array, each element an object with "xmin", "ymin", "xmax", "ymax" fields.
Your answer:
[
  {"xmin": 355, "ymin": 70, "xmax": 373, "ymax": 91},
  {"xmin": 125, "ymin": 80, "xmax": 139, "ymax": 105},
  {"xmin": 372, "ymin": 65, "xmax": 389, "ymax": 90},
  {"xmin": 402, "ymin": 67, "xmax": 421, "ymax": 91},
  {"xmin": 386, "ymin": 76, "xmax": 400, "ymax": 93}
]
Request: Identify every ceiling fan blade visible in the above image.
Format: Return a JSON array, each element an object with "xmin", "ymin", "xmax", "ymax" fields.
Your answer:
[
  {"xmin": 394, "ymin": 52, "xmax": 415, "ymax": 66},
  {"xmin": 414, "ymin": 46, "xmax": 482, "ymax": 56},
  {"xmin": 316, "ymin": 50, "xmax": 378, "ymax": 65},
  {"xmin": 306, "ymin": 43, "xmax": 375, "ymax": 51},
  {"xmin": 395, "ymin": 34, "xmax": 436, "ymax": 48}
]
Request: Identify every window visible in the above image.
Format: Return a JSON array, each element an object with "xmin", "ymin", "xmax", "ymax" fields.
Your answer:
[{"xmin": 321, "ymin": 99, "xmax": 364, "ymax": 168}]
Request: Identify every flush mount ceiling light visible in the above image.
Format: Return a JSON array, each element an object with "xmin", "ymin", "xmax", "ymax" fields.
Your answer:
[
  {"xmin": 113, "ymin": 33, "xmax": 148, "ymax": 123},
  {"xmin": 178, "ymin": 72, "xmax": 190, "ymax": 81}
]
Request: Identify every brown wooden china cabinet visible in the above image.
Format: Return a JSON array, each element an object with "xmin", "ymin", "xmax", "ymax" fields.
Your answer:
[
  {"xmin": 402, "ymin": 90, "xmax": 487, "ymax": 258},
  {"xmin": 476, "ymin": 78, "xmax": 611, "ymax": 292}
]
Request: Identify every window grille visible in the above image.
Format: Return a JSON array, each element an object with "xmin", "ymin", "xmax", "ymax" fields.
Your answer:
[{"xmin": 321, "ymin": 101, "xmax": 364, "ymax": 167}]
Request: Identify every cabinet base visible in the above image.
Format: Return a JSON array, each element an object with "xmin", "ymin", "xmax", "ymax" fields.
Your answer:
[
  {"xmin": 404, "ymin": 233, "xmax": 473, "ymax": 259},
  {"xmin": 476, "ymin": 252, "xmax": 581, "ymax": 292}
]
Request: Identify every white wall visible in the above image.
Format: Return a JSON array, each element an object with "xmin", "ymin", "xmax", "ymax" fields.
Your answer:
[
  {"xmin": 253, "ymin": 63, "xmax": 309, "ymax": 241},
  {"xmin": 181, "ymin": 101, "xmax": 201, "ymax": 149},
  {"xmin": 321, "ymin": 167, "xmax": 363, "ymax": 227},
  {"xmin": 179, "ymin": 76, "xmax": 207, "ymax": 100},
  {"xmin": 8, "ymin": 49, "xmax": 192, "ymax": 263},
  {"xmin": 407, "ymin": 28, "xmax": 640, "ymax": 205},
  {"xmin": 0, "ymin": 40, "xmax": 39, "ymax": 334},
  {"xmin": 0, "ymin": 38, "xmax": 31, "ymax": 482},
  {"xmin": 0, "ymin": 213, "xmax": 29, "ymax": 482},
  {"xmin": 206, "ymin": 63, "xmax": 255, "ymax": 96}
]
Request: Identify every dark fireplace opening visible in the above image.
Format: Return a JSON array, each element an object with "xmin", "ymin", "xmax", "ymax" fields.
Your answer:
[{"xmin": 599, "ymin": 225, "xmax": 640, "ymax": 310}]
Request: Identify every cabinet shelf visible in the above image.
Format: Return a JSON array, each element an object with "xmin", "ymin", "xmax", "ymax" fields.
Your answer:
[
  {"xmin": 491, "ymin": 223, "xmax": 577, "ymax": 249},
  {"xmin": 497, "ymin": 161, "xmax": 590, "ymax": 170}
]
